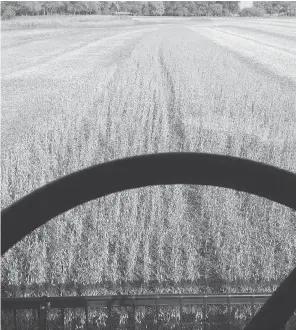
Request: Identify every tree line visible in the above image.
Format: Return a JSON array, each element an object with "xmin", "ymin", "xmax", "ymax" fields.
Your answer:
[
  {"xmin": 240, "ymin": 1, "xmax": 296, "ymax": 17},
  {"xmin": 1, "ymin": 2, "xmax": 239, "ymax": 18},
  {"xmin": 1, "ymin": 2, "xmax": 296, "ymax": 20}
]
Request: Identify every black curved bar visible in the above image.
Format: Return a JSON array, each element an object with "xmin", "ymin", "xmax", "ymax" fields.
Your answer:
[
  {"xmin": 2, "ymin": 153, "xmax": 296, "ymax": 254},
  {"xmin": 1, "ymin": 153, "xmax": 296, "ymax": 330}
]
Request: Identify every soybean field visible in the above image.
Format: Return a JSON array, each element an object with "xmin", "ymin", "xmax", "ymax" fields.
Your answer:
[{"xmin": 1, "ymin": 16, "xmax": 296, "ymax": 325}]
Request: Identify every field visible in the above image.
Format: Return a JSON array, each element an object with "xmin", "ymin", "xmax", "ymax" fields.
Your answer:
[{"xmin": 1, "ymin": 16, "xmax": 296, "ymax": 329}]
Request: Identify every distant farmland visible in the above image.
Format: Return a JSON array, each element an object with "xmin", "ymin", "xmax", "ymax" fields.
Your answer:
[{"xmin": 1, "ymin": 15, "xmax": 296, "ymax": 328}]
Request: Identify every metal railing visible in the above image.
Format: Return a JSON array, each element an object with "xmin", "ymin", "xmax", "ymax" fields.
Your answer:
[{"xmin": 1, "ymin": 292, "xmax": 279, "ymax": 330}]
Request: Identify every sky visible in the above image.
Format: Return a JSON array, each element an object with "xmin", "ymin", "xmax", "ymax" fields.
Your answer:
[{"xmin": 240, "ymin": 1, "xmax": 254, "ymax": 10}]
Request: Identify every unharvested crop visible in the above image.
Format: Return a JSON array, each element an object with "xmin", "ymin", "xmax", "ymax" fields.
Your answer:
[{"xmin": 1, "ymin": 17, "xmax": 296, "ymax": 329}]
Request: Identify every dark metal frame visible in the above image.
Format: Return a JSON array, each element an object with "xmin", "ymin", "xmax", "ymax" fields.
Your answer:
[
  {"xmin": 2, "ymin": 293, "xmax": 278, "ymax": 330},
  {"xmin": 2, "ymin": 153, "xmax": 296, "ymax": 330}
]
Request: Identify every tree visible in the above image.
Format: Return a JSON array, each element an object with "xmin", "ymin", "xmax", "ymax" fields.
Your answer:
[
  {"xmin": 264, "ymin": 2, "xmax": 277, "ymax": 15},
  {"xmin": 253, "ymin": 1, "xmax": 287, "ymax": 16},
  {"xmin": 217, "ymin": 1, "xmax": 239, "ymax": 16},
  {"xmin": 109, "ymin": 2, "xmax": 119, "ymax": 14},
  {"xmin": 253, "ymin": 1, "xmax": 266, "ymax": 11},
  {"xmin": 42, "ymin": 2, "xmax": 65, "ymax": 15},
  {"xmin": 275, "ymin": 1, "xmax": 296, "ymax": 16},
  {"xmin": 194, "ymin": 2, "xmax": 208, "ymax": 16},
  {"xmin": 64, "ymin": 1, "xmax": 77, "ymax": 15},
  {"xmin": 227, "ymin": 1, "xmax": 239, "ymax": 15},
  {"xmin": 148, "ymin": 1, "xmax": 164, "ymax": 16},
  {"xmin": 130, "ymin": 6, "xmax": 142, "ymax": 15},
  {"xmin": 142, "ymin": 3, "xmax": 150, "ymax": 15},
  {"xmin": 239, "ymin": 7, "xmax": 265, "ymax": 17},
  {"xmin": 203, "ymin": 2, "xmax": 213, "ymax": 16},
  {"xmin": 124, "ymin": 3, "xmax": 142, "ymax": 15},
  {"xmin": 101, "ymin": 2, "xmax": 111, "ymax": 15},
  {"xmin": 209, "ymin": 3, "xmax": 223, "ymax": 16},
  {"xmin": 1, "ymin": 2, "xmax": 19, "ymax": 16},
  {"xmin": 174, "ymin": 7, "xmax": 189, "ymax": 16},
  {"xmin": 164, "ymin": 2, "xmax": 174, "ymax": 16},
  {"xmin": 119, "ymin": 1, "xmax": 141, "ymax": 15},
  {"xmin": 289, "ymin": 2, "xmax": 296, "ymax": 16},
  {"xmin": 2, "ymin": 6, "xmax": 16, "ymax": 20},
  {"xmin": 164, "ymin": 1, "xmax": 187, "ymax": 16},
  {"xmin": 17, "ymin": 2, "xmax": 42, "ymax": 15},
  {"xmin": 186, "ymin": 2, "xmax": 198, "ymax": 16},
  {"xmin": 278, "ymin": 1, "xmax": 290, "ymax": 15},
  {"xmin": 69, "ymin": 2, "xmax": 85, "ymax": 15}
]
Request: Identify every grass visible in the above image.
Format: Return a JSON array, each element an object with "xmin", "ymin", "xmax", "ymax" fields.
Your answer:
[
  {"xmin": 1, "ymin": 17, "xmax": 296, "ymax": 329},
  {"xmin": 1, "ymin": 14, "xmax": 134, "ymax": 31}
]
